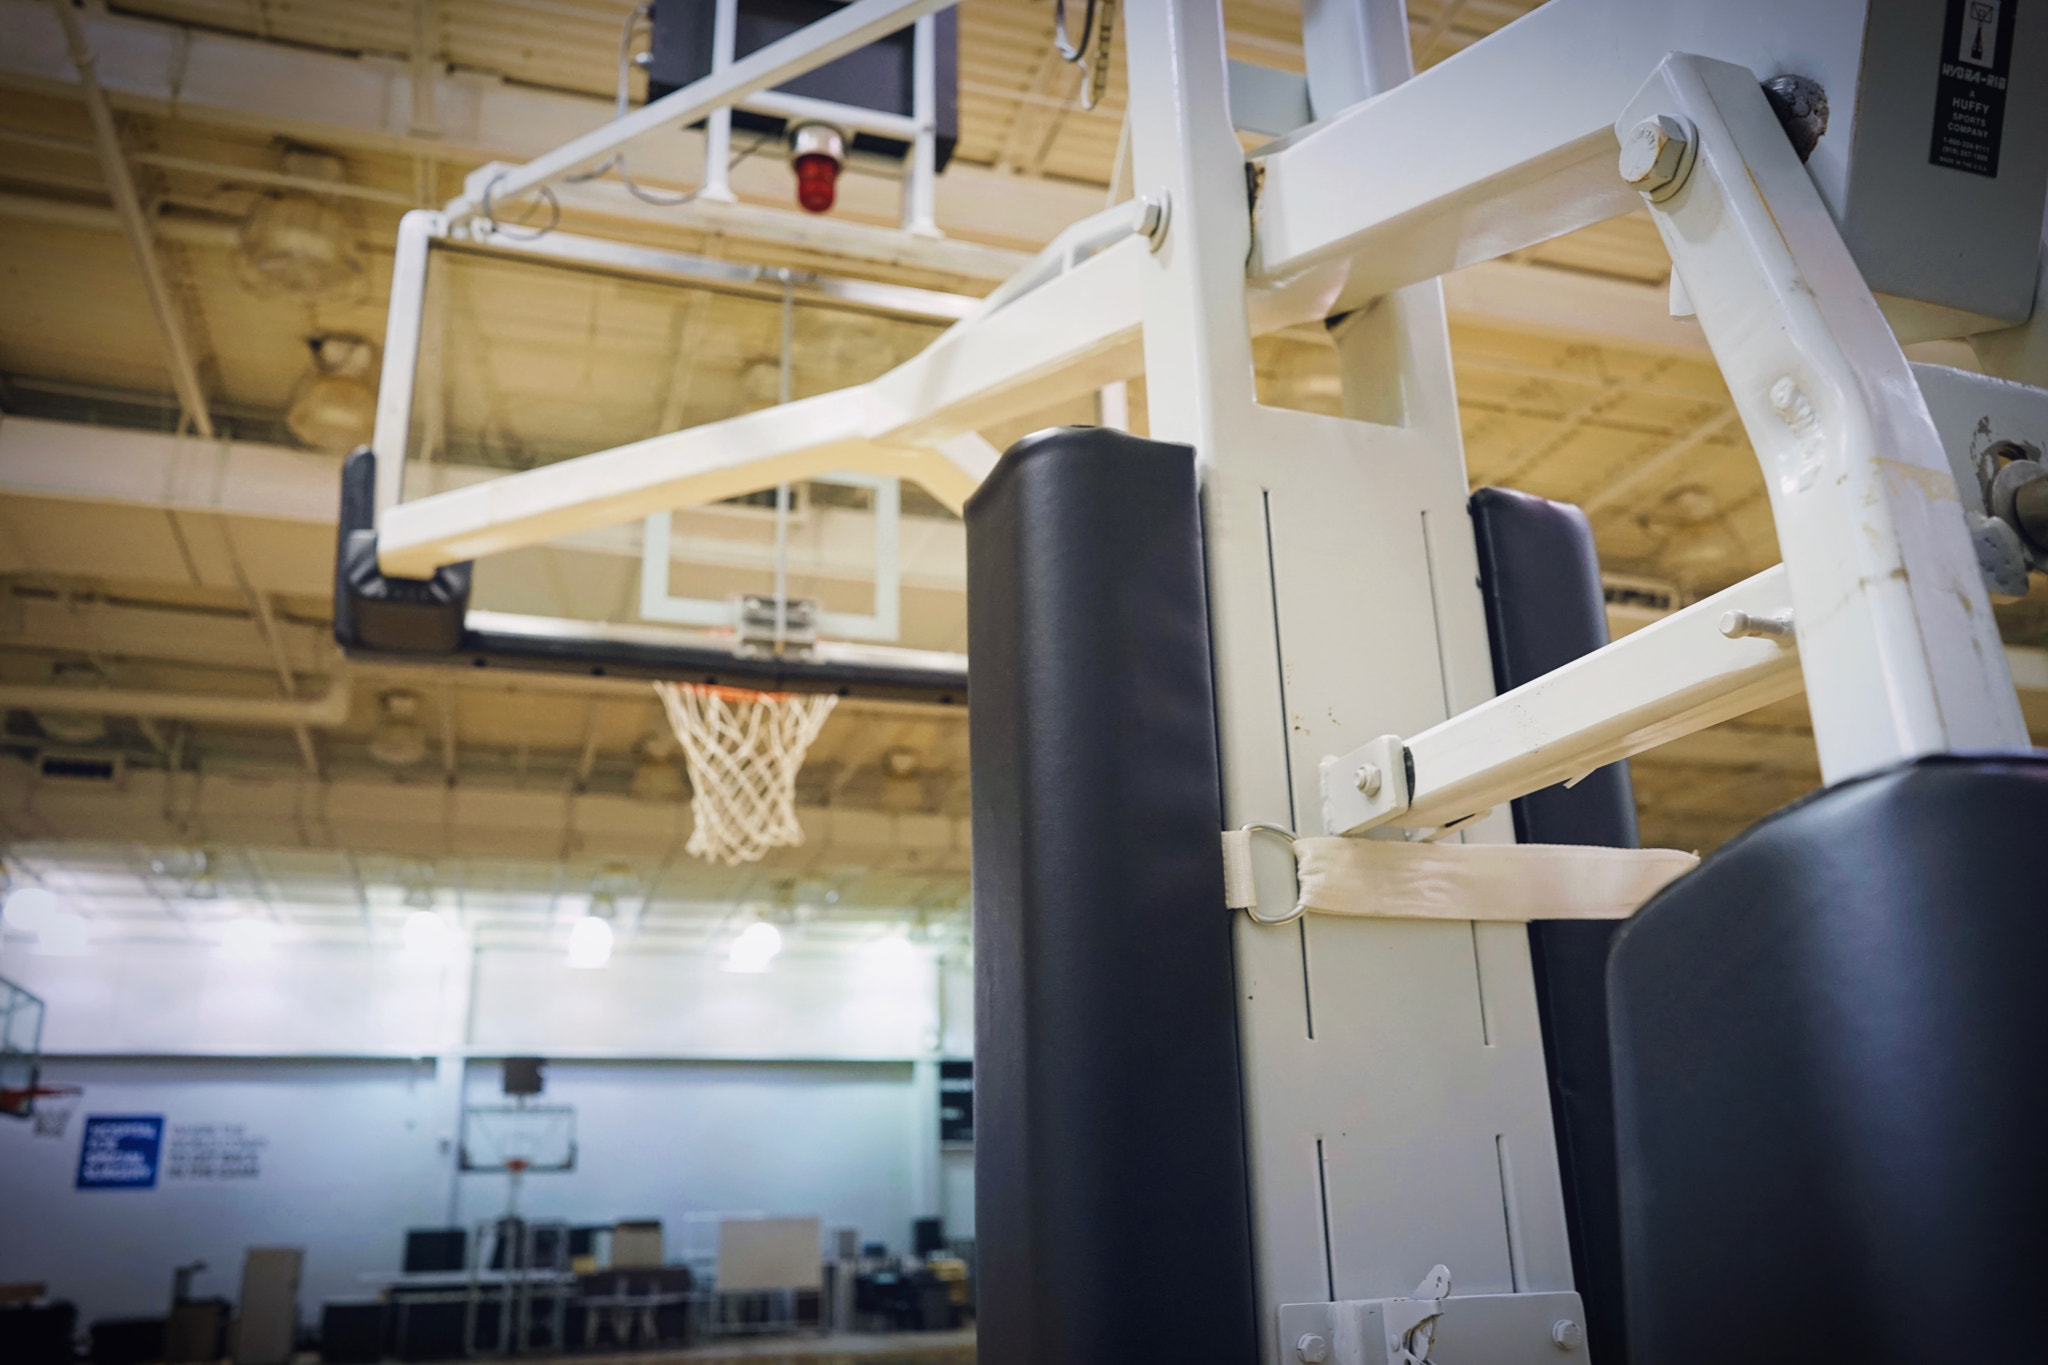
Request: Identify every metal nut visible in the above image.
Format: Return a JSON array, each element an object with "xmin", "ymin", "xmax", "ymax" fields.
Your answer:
[
  {"xmin": 1296, "ymin": 1333, "xmax": 1331, "ymax": 1364},
  {"xmin": 1139, "ymin": 192, "xmax": 1171, "ymax": 251},
  {"xmin": 1354, "ymin": 763, "xmax": 1382, "ymax": 797},
  {"xmin": 1552, "ymin": 1318, "xmax": 1585, "ymax": 1351},
  {"xmin": 1619, "ymin": 115, "xmax": 1691, "ymax": 198}
]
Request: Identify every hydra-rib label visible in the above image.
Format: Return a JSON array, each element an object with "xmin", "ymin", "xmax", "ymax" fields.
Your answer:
[{"xmin": 1930, "ymin": 0, "xmax": 2018, "ymax": 177}]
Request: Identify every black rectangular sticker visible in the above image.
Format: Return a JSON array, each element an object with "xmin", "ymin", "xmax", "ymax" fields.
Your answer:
[{"xmin": 1930, "ymin": 0, "xmax": 2018, "ymax": 177}]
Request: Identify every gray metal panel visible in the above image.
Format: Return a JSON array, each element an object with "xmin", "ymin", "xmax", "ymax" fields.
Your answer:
[{"xmin": 1841, "ymin": 0, "xmax": 2048, "ymax": 324}]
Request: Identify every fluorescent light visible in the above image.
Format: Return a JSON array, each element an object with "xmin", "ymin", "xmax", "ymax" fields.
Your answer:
[
  {"xmin": 725, "ymin": 921, "xmax": 783, "ymax": 973},
  {"xmin": 218, "ymin": 915, "xmax": 277, "ymax": 960},
  {"xmin": 33, "ymin": 909, "xmax": 91, "ymax": 957},
  {"xmin": 567, "ymin": 914, "xmax": 614, "ymax": 969},
  {"xmin": 3, "ymin": 886, "xmax": 58, "ymax": 933},
  {"xmin": 402, "ymin": 909, "xmax": 457, "ymax": 961}
]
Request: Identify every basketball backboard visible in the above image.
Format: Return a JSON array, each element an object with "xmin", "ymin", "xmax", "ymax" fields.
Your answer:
[
  {"xmin": 0, "ymin": 975, "xmax": 46, "ymax": 1119},
  {"xmin": 459, "ymin": 1103, "xmax": 577, "ymax": 1173},
  {"xmin": 353, "ymin": 226, "xmax": 993, "ymax": 701}
]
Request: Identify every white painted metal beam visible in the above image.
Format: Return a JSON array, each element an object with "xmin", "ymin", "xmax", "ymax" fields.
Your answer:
[
  {"xmin": 50, "ymin": 2, "xmax": 214, "ymax": 440},
  {"xmin": 1248, "ymin": 0, "xmax": 1897, "ymax": 317},
  {"xmin": 1630, "ymin": 55, "xmax": 2026, "ymax": 777},
  {"xmin": 442, "ymin": 0, "xmax": 957, "ymax": 221},
  {"xmin": 372, "ymin": 235, "xmax": 1146, "ymax": 576},
  {"xmin": 1321, "ymin": 568, "xmax": 1804, "ymax": 835},
  {"xmin": 0, "ymin": 0, "xmax": 1097, "ymax": 259}
]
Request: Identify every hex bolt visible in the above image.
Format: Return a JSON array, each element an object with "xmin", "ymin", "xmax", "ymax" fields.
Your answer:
[
  {"xmin": 1552, "ymin": 1318, "xmax": 1585, "ymax": 1351},
  {"xmin": 1619, "ymin": 115, "xmax": 1693, "ymax": 200},
  {"xmin": 1139, "ymin": 192, "xmax": 1172, "ymax": 251},
  {"xmin": 1354, "ymin": 763, "xmax": 1383, "ymax": 797},
  {"xmin": 1296, "ymin": 1333, "xmax": 1331, "ymax": 1364}
]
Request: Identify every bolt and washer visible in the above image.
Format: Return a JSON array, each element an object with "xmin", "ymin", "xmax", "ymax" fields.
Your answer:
[
  {"xmin": 1354, "ymin": 763, "xmax": 1383, "ymax": 797},
  {"xmin": 1619, "ymin": 115, "xmax": 1695, "ymax": 201},
  {"xmin": 1296, "ymin": 1333, "xmax": 1330, "ymax": 1363},
  {"xmin": 1552, "ymin": 1318, "xmax": 1585, "ymax": 1351}
]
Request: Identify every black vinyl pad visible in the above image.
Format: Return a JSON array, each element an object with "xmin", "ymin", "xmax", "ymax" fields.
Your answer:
[
  {"xmin": 1470, "ymin": 486, "xmax": 1637, "ymax": 1363},
  {"xmin": 966, "ymin": 427, "xmax": 1257, "ymax": 1365},
  {"xmin": 1609, "ymin": 752, "xmax": 2048, "ymax": 1363}
]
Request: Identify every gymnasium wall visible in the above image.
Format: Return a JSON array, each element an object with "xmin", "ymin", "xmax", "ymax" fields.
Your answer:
[{"xmin": 0, "ymin": 940, "xmax": 974, "ymax": 1327}]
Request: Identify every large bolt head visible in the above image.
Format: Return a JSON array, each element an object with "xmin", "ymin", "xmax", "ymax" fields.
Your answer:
[
  {"xmin": 1296, "ymin": 1333, "xmax": 1330, "ymax": 1363},
  {"xmin": 1552, "ymin": 1318, "xmax": 1586, "ymax": 1350},
  {"xmin": 1619, "ymin": 115, "xmax": 1691, "ymax": 196}
]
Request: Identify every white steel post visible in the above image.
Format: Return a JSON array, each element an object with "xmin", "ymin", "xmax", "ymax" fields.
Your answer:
[
  {"xmin": 1124, "ymin": 1, "xmax": 1571, "ymax": 1355},
  {"xmin": 902, "ymin": 14, "xmax": 942, "ymax": 238},
  {"xmin": 701, "ymin": 0, "xmax": 740, "ymax": 204}
]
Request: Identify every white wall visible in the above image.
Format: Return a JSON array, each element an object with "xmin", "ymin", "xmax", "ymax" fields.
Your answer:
[
  {"xmin": 0, "ymin": 1057, "xmax": 448, "ymax": 1325},
  {"xmin": 0, "ymin": 938, "xmax": 975, "ymax": 1329},
  {"xmin": 452, "ymin": 1059, "xmax": 920, "ymax": 1262},
  {"xmin": 6, "ymin": 940, "xmax": 943, "ymax": 1061}
]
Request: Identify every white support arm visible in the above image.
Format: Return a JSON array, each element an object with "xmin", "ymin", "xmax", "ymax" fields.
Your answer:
[
  {"xmin": 444, "ymin": 0, "xmax": 957, "ymax": 222},
  {"xmin": 1320, "ymin": 568, "xmax": 1804, "ymax": 835},
  {"xmin": 373, "ymin": 236, "xmax": 1146, "ymax": 576},
  {"xmin": 1248, "ymin": 0, "xmax": 1890, "ymax": 317},
  {"xmin": 1629, "ymin": 55, "xmax": 2026, "ymax": 777}
]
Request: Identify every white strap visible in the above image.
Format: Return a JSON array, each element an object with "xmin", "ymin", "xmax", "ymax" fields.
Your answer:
[
  {"xmin": 1222, "ymin": 831, "xmax": 1697, "ymax": 922},
  {"xmin": 1220, "ymin": 827, "xmax": 1258, "ymax": 910}
]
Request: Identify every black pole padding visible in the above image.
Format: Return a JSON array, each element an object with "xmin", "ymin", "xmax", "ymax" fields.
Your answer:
[
  {"xmin": 1470, "ymin": 486, "xmax": 1639, "ymax": 1364},
  {"xmin": 1611, "ymin": 753, "xmax": 2048, "ymax": 1362},
  {"xmin": 332, "ymin": 447, "xmax": 472, "ymax": 654},
  {"xmin": 967, "ymin": 427, "xmax": 1258, "ymax": 1365}
]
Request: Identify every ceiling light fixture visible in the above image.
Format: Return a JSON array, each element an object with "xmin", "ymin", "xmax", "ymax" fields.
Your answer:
[
  {"xmin": 285, "ymin": 333, "xmax": 378, "ymax": 455},
  {"xmin": 236, "ymin": 148, "xmax": 363, "ymax": 299},
  {"xmin": 630, "ymin": 735, "xmax": 687, "ymax": 802},
  {"xmin": 567, "ymin": 913, "xmax": 615, "ymax": 969},
  {"xmin": 368, "ymin": 690, "xmax": 429, "ymax": 767},
  {"xmin": 725, "ymin": 920, "xmax": 783, "ymax": 974}
]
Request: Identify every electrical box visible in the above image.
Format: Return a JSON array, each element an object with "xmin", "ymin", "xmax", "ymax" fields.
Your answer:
[{"xmin": 647, "ymin": 0, "xmax": 959, "ymax": 169}]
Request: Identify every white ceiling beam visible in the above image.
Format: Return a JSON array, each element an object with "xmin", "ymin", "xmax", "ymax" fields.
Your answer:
[{"xmin": 0, "ymin": 759, "xmax": 970, "ymax": 873}]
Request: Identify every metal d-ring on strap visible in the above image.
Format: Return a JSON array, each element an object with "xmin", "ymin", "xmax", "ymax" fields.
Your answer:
[{"xmin": 1238, "ymin": 822, "xmax": 1307, "ymax": 926}]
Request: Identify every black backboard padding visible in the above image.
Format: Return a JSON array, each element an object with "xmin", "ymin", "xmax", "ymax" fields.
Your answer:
[
  {"xmin": 966, "ymin": 427, "xmax": 1257, "ymax": 1365},
  {"xmin": 1470, "ymin": 485, "xmax": 1638, "ymax": 1362},
  {"xmin": 1609, "ymin": 753, "xmax": 2048, "ymax": 1362},
  {"xmin": 332, "ymin": 448, "xmax": 472, "ymax": 655}
]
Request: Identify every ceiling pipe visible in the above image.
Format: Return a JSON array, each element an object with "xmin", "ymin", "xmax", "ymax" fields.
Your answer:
[
  {"xmin": 0, "ymin": 191, "xmax": 239, "ymax": 249},
  {"xmin": 0, "ymin": 677, "xmax": 354, "ymax": 729},
  {"xmin": 51, "ymin": 0, "xmax": 216, "ymax": 439}
]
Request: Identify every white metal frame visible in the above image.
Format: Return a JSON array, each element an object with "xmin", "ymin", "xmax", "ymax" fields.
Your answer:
[{"xmin": 364, "ymin": 1, "xmax": 2044, "ymax": 1356}]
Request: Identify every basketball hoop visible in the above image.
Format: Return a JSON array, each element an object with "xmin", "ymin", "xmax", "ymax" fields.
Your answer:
[
  {"xmin": 2, "ymin": 1084, "xmax": 83, "ymax": 1138},
  {"xmin": 655, "ymin": 682, "xmax": 838, "ymax": 866}
]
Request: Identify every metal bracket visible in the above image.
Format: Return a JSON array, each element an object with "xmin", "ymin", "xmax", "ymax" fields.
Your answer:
[
  {"xmin": 1318, "ymin": 733, "xmax": 1410, "ymax": 834},
  {"xmin": 1278, "ymin": 1280, "xmax": 1586, "ymax": 1365}
]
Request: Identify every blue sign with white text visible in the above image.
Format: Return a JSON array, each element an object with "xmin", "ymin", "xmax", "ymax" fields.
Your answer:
[{"xmin": 77, "ymin": 1115, "xmax": 164, "ymax": 1189}]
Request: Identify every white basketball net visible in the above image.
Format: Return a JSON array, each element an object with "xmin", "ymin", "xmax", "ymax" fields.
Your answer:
[{"xmin": 655, "ymin": 682, "xmax": 838, "ymax": 866}]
